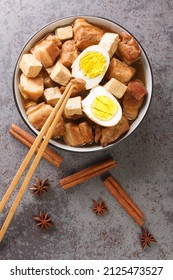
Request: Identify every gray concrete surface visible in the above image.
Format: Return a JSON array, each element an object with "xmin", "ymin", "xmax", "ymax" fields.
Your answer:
[{"xmin": 0, "ymin": 0, "xmax": 172, "ymax": 260}]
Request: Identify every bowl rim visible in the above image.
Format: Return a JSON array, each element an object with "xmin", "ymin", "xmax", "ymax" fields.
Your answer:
[{"xmin": 13, "ymin": 15, "xmax": 153, "ymax": 153}]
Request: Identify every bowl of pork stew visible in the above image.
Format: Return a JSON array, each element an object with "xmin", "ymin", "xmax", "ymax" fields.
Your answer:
[{"xmin": 13, "ymin": 16, "xmax": 153, "ymax": 152}]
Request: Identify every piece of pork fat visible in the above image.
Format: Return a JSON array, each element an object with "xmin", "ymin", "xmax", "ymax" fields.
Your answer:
[
  {"xmin": 126, "ymin": 79, "xmax": 147, "ymax": 101},
  {"xmin": 94, "ymin": 116, "xmax": 130, "ymax": 147},
  {"xmin": 58, "ymin": 40, "xmax": 79, "ymax": 68},
  {"xmin": 26, "ymin": 102, "xmax": 65, "ymax": 138},
  {"xmin": 118, "ymin": 32, "xmax": 141, "ymax": 65},
  {"xmin": 123, "ymin": 92, "xmax": 144, "ymax": 120},
  {"xmin": 63, "ymin": 122, "xmax": 93, "ymax": 147},
  {"xmin": 73, "ymin": 18, "xmax": 104, "ymax": 50}
]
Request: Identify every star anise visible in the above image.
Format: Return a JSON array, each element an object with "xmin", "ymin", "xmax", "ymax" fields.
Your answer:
[
  {"xmin": 33, "ymin": 210, "xmax": 54, "ymax": 231},
  {"xmin": 140, "ymin": 227, "xmax": 157, "ymax": 250},
  {"xmin": 92, "ymin": 199, "xmax": 108, "ymax": 216},
  {"xmin": 30, "ymin": 178, "xmax": 50, "ymax": 196}
]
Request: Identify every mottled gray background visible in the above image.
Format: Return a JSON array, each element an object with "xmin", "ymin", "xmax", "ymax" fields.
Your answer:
[{"xmin": 0, "ymin": 0, "xmax": 172, "ymax": 260}]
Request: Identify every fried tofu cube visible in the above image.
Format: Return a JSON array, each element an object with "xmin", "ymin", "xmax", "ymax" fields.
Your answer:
[
  {"xmin": 104, "ymin": 78, "xmax": 127, "ymax": 98},
  {"xmin": 19, "ymin": 54, "xmax": 42, "ymax": 78},
  {"xmin": 50, "ymin": 62, "xmax": 71, "ymax": 85},
  {"xmin": 43, "ymin": 87, "xmax": 62, "ymax": 106},
  {"xmin": 31, "ymin": 40, "xmax": 60, "ymax": 68},
  {"xmin": 64, "ymin": 96, "xmax": 82, "ymax": 117},
  {"xmin": 99, "ymin": 33, "xmax": 119, "ymax": 57},
  {"xmin": 106, "ymin": 58, "xmax": 136, "ymax": 84},
  {"xmin": 19, "ymin": 73, "xmax": 44, "ymax": 100},
  {"xmin": 55, "ymin": 26, "xmax": 73, "ymax": 40}
]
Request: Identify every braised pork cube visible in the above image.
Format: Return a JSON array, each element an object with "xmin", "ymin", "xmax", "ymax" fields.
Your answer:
[
  {"xmin": 104, "ymin": 78, "xmax": 127, "ymax": 99},
  {"xmin": 45, "ymin": 34, "xmax": 62, "ymax": 48},
  {"xmin": 127, "ymin": 79, "xmax": 147, "ymax": 101},
  {"xmin": 30, "ymin": 38, "xmax": 60, "ymax": 68},
  {"xmin": 70, "ymin": 78, "xmax": 86, "ymax": 97},
  {"xmin": 94, "ymin": 116, "xmax": 129, "ymax": 147},
  {"xmin": 58, "ymin": 40, "xmax": 79, "ymax": 68},
  {"xmin": 19, "ymin": 54, "xmax": 42, "ymax": 78},
  {"xmin": 79, "ymin": 122, "xmax": 93, "ymax": 144},
  {"xmin": 19, "ymin": 73, "xmax": 44, "ymax": 100},
  {"xmin": 52, "ymin": 116, "xmax": 66, "ymax": 139},
  {"xmin": 50, "ymin": 62, "xmax": 71, "ymax": 85},
  {"xmin": 106, "ymin": 58, "xmax": 136, "ymax": 84},
  {"xmin": 64, "ymin": 96, "xmax": 82, "ymax": 118},
  {"xmin": 99, "ymin": 33, "xmax": 119, "ymax": 58},
  {"xmin": 43, "ymin": 87, "xmax": 62, "ymax": 106},
  {"xmin": 63, "ymin": 122, "xmax": 85, "ymax": 146},
  {"xmin": 123, "ymin": 92, "xmax": 144, "ymax": 120},
  {"xmin": 27, "ymin": 102, "xmax": 65, "ymax": 138},
  {"xmin": 118, "ymin": 32, "xmax": 141, "ymax": 65},
  {"xmin": 73, "ymin": 18, "xmax": 104, "ymax": 50},
  {"xmin": 55, "ymin": 26, "xmax": 73, "ymax": 40},
  {"xmin": 63, "ymin": 122, "xmax": 93, "ymax": 146},
  {"xmin": 94, "ymin": 125, "xmax": 102, "ymax": 144}
]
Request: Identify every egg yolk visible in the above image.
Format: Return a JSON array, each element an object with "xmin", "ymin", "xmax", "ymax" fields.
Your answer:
[
  {"xmin": 79, "ymin": 51, "xmax": 106, "ymax": 78},
  {"xmin": 91, "ymin": 96, "xmax": 118, "ymax": 121}
]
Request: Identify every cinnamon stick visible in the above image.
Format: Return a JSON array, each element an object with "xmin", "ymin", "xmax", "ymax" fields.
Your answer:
[
  {"xmin": 60, "ymin": 158, "xmax": 117, "ymax": 190},
  {"xmin": 103, "ymin": 176, "xmax": 144, "ymax": 226},
  {"xmin": 9, "ymin": 124, "xmax": 63, "ymax": 167},
  {"xmin": 108, "ymin": 176, "xmax": 145, "ymax": 220}
]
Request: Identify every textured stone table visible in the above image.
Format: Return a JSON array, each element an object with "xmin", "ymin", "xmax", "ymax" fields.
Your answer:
[{"xmin": 0, "ymin": 0, "xmax": 172, "ymax": 260}]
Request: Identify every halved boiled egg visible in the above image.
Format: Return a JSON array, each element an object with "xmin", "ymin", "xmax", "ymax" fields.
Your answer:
[
  {"xmin": 71, "ymin": 45, "xmax": 110, "ymax": 90},
  {"xmin": 82, "ymin": 86, "xmax": 122, "ymax": 127}
]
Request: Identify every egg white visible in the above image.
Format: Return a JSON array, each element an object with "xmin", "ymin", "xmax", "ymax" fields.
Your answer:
[
  {"xmin": 71, "ymin": 45, "xmax": 110, "ymax": 90},
  {"xmin": 82, "ymin": 86, "xmax": 122, "ymax": 127}
]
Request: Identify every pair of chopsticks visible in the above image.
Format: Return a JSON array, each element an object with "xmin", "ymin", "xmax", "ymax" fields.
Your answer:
[{"xmin": 0, "ymin": 82, "xmax": 75, "ymax": 242}]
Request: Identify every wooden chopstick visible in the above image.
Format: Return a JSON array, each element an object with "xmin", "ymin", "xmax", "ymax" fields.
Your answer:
[
  {"xmin": 0, "ymin": 82, "xmax": 72, "ymax": 214},
  {"xmin": 0, "ymin": 83, "xmax": 74, "ymax": 242}
]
